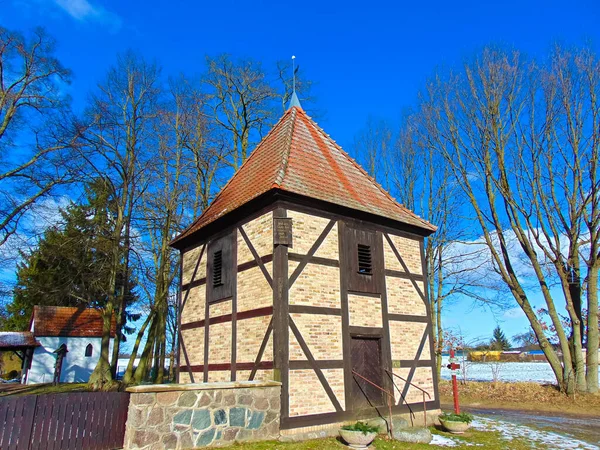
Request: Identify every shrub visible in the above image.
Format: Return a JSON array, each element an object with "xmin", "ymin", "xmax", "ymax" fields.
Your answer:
[
  {"xmin": 341, "ymin": 421, "xmax": 379, "ymax": 435},
  {"xmin": 439, "ymin": 412, "xmax": 474, "ymax": 424}
]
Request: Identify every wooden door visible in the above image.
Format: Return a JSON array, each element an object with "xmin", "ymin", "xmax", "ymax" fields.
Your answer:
[{"xmin": 350, "ymin": 336, "xmax": 384, "ymax": 409}]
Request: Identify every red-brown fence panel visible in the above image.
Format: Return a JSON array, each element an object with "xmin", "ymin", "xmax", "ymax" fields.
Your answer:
[
  {"xmin": 0, "ymin": 395, "xmax": 37, "ymax": 450},
  {"xmin": 0, "ymin": 391, "xmax": 129, "ymax": 450}
]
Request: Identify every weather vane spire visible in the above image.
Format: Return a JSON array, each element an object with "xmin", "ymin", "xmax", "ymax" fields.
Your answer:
[
  {"xmin": 288, "ymin": 55, "xmax": 302, "ymax": 109},
  {"xmin": 292, "ymin": 55, "xmax": 297, "ymax": 93}
]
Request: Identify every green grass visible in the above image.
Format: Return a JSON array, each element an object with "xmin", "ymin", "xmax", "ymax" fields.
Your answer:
[{"xmin": 225, "ymin": 428, "xmax": 545, "ymax": 450}]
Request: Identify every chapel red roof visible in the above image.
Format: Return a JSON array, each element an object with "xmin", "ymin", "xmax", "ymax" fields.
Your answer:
[
  {"xmin": 31, "ymin": 306, "xmax": 116, "ymax": 338},
  {"xmin": 172, "ymin": 106, "xmax": 436, "ymax": 245}
]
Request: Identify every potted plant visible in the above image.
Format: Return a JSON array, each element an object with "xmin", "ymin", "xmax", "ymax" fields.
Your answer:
[
  {"xmin": 339, "ymin": 421, "xmax": 379, "ymax": 448},
  {"xmin": 438, "ymin": 412, "xmax": 474, "ymax": 434}
]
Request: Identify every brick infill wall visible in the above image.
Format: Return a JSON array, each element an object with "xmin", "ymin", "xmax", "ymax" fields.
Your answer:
[{"xmin": 124, "ymin": 381, "xmax": 281, "ymax": 449}]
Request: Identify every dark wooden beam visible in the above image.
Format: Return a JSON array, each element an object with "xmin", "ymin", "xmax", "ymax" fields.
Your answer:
[
  {"xmin": 288, "ymin": 305, "xmax": 341, "ymax": 316},
  {"xmin": 272, "ymin": 207, "xmax": 290, "ymax": 420},
  {"xmin": 348, "ymin": 326, "xmax": 384, "ymax": 337},
  {"xmin": 289, "ymin": 360, "xmax": 344, "ymax": 370},
  {"xmin": 338, "ymin": 220, "xmax": 353, "ymax": 412},
  {"xmin": 181, "ymin": 277, "xmax": 207, "ymax": 292},
  {"xmin": 181, "ymin": 306, "xmax": 273, "ymax": 330},
  {"xmin": 385, "ymin": 269, "xmax": 424, "ymax": 281},
  {"xmin": 288, "ymin": 253, "xmax": 339, "ymax": 268},
  {"xmin": 378, "ymin": 231, "xmax": 394, "ymax": 400},
  {"xmin": 388, "ymin": 314, "xmax": 429, "ymax": 323},
  {"xmin": 347, "ymin": 290, "xmax": 380, "ymax": 299}
]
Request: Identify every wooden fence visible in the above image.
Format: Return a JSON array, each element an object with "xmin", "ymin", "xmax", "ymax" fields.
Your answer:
[{"xmin": 0, "ymin": 391, "xmax": 130, "ymax": 450}]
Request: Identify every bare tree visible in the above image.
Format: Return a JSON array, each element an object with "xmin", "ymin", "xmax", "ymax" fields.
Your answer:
[
  {"xmin": 386, "ymin": 117, "xmax": 487, "ymax": 378},
  {"xmin": 171, "ymin": 75, "xmax": 226, "ymax": 216},
  {"xmin": 0, "ymin": 27, "xmax": 80, "ymax": 250},
  {"xmin": 406, "ymin": 46, "xmax": 600, "ymax": 393},
  {"xmin": 204, "ymin": 55, "xmax": 277, "ymax": 169},
  {"xmin": 133, "ymin": 84, "xmax": 197, "ymax": 384},
  {"xmin": 80, "ymin": 51, "xmax": 160, "ymax": 389},
  {"xmin": 125, "ymin": 75, "xmax": 226, "ymax": 385},
  {"xmin": 353, "ymin": 117, "xmax": 392, "ymax": 189}
]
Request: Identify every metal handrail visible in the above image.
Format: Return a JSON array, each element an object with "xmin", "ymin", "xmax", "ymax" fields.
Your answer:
[
  {"xmin": 385, "ymin": 374, "xmax": 416, "ymax": 425},
  {"xmin": 351, "ymin": 370, "xmax": 394, "ymax": 437},
  {"xmin": 385, "ymin": 369, "xmax": 431, "ymax": 426}
]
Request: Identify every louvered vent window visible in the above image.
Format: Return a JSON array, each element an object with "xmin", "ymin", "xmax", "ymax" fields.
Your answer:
[
  {"xmin": 213, "ymin": 250, "xmax": 223, "ymax": 287},
  {"xmin": 357, "ymin": 244, "xmax": 372, "ymax": 275}
]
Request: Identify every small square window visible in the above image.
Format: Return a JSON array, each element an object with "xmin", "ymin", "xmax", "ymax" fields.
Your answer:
[{"xmin": 357, "ymin": 244, "xmax": 372, "ymax": 275}]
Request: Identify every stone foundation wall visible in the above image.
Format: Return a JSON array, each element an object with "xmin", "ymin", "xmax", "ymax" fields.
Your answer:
[{"xmin": 124, "ymin": 381, "xmax": 281, "ymax": 449}]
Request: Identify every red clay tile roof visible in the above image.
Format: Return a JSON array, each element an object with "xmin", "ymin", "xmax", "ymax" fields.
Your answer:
[
  {"xmin": 31, "ymin": 306, "xmax": 116, "ymax": 338},
  {"xmin": 0, "ymin": 332, "xmax": 40, "ymax": 349},
  {"xmin": 172, "ymin": 106, "xmax": 436, "ymax": 245}
]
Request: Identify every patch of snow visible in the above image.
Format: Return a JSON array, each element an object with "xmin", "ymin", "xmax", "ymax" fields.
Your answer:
[
  {"xmin": 430, "ymin": 434, "xmax": 459, "ymax": 446},
  {"xmin": 472, "ymin": 417, "xmax": 598, "ymax": 450}
]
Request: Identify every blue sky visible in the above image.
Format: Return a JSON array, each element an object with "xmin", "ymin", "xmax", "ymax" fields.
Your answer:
[{"xmin": 4, "ymin": 0, "xmax": 600, "ymax": 343}]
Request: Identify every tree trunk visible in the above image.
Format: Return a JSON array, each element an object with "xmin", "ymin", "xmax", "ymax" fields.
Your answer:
[
  {"xmin": 122, "ymin": 311, "xmax": 154, "ymax": 385},
  {"xmin": 587, "ymin": 265, "xmax": 599, "ymax": 393},
  {"xmin": 110, "ymin": 224, "xmax": 132, "ymax": 377},
  {"xmin": 88, "ymin": 303, "xmax": 115, "ymax": 390},
  {"xmin": 133, "ymin": 317, "xmax": 158, "ymax": 384},
  {"xmin": 109, "ymin": 303, "xmax": 124, "ymax": 379}
]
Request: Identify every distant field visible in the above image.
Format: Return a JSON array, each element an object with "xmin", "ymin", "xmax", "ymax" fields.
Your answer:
[{"xmin": 440, "ymin": 356, "xmax": 600, "ymax": 384}]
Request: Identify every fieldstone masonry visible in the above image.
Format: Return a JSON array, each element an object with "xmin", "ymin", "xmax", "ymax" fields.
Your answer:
[{"xmin": 124, "ymin": 381, "xmax": 281, "ymax": 449}]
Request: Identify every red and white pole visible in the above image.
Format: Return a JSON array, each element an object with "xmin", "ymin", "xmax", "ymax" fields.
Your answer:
[{"xmin": 448, "ymin": 348, "xmax": 461, "ymax": 414}]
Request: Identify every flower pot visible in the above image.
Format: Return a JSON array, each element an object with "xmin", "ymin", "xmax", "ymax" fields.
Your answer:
[
  {"xmin": 339, "ymin": 429, "xmax": 377, "ymax": 448},
  {"xmin": 439, "ymin": 418, "xmax": 471, "ymax": 434}
]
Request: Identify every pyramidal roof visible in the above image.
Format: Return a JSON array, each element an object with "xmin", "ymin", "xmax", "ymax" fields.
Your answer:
[{"xmin": 172, "ymin": 106, "xmax": 436, "ymax": 246}]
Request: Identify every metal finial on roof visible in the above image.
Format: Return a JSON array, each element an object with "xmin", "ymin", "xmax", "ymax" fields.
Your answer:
[{"xmin": 288, "ymin": 55, "xmax": 302, "ymax": 109}]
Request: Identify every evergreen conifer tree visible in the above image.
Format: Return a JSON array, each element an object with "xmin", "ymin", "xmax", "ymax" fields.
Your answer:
[
  {"xmin": 2, "ymin": 180, "xmax": 137, "ymax": 331},
  {"xmin": 491, "ymin": 326, "xmax": 511, "ymax": 351}
]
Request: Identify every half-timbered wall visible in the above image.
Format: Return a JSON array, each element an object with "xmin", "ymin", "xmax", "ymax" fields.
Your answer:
[{"xmin": 179, "ymin": 211, "xmax": 275, "ymax": 384}]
